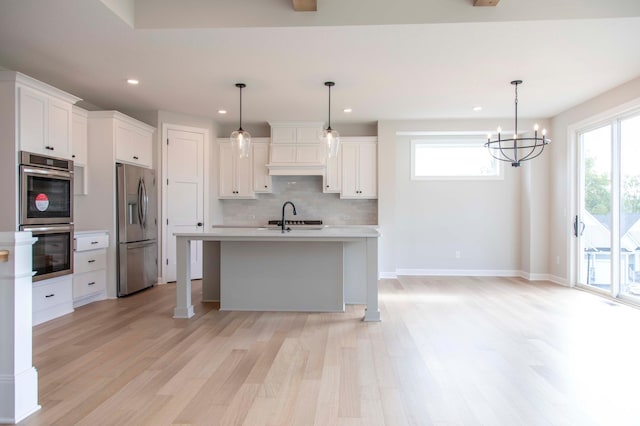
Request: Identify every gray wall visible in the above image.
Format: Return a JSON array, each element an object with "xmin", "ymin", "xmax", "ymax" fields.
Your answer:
[
  {"xmin": 220, "ymin": 176, "xmax": 377, "ymax": 226},
  {"xmin": 378, "ymin": 118, "xmax": 550, "ymax": 278}
]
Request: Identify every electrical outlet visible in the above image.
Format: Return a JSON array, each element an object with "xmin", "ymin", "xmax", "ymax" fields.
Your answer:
[
  {"xmin": 455, "ymin": 251, "xmax": 461, "ymax": 259},
  {"xmin": 556, "ymin": 256, "xmax": 560, "ymax": 265}
]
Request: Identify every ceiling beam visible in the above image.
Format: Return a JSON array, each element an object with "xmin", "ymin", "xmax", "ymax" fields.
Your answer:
[
  {"xmin": 292, "ymin": 0, "xmax": 317, "ymax": 12},
  {"xmin": 473, "ymin": 0, "xmax": 500, "ymax": 6}
]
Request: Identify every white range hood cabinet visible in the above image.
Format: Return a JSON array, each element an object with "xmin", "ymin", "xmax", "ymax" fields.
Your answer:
[{"xmin": 266, "ymin": 122, "xmax": 326, "ymax": 176}]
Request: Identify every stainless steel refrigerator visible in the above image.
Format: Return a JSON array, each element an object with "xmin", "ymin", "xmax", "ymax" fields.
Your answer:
[{"xmin": 116, "ymin": 163, "xmax": 158, "ymax": 296}]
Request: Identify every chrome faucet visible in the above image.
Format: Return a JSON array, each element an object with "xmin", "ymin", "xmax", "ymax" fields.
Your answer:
[{"xmin": 281, "ymin": 201, "xmax": 297, "ymax": 233}]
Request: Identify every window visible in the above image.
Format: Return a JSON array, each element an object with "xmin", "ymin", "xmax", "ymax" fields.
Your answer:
[{"xmin": 411, "ymin": 135, "xmax": 501, "ymax": 180}]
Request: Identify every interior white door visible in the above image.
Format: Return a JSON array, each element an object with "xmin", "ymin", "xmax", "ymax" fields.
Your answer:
[{"xmin": 165, "ymin": 127, "xmax": 205, "ymax": 281}]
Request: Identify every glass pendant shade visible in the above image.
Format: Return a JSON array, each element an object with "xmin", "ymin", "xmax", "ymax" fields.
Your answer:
[
  {"xmin": 230, "ymin": 128, "xmax": 251, "ymax": 159},
  {"xmin": 230, "ymin": 83, "xmax": 250, "ymax": 159},
  {"xmin": 323, "ymin": 128, "xmax": 340, "ymax": 158}
]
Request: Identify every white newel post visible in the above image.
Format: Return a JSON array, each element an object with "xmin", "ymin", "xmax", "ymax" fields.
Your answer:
[{"xmin": 0, "ymin": 232, "xmax": 40, "ymax": 424}]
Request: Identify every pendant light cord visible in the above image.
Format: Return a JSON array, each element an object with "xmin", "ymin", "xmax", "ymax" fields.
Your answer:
[
  {"xmin": 239, "ymin": 85, "xmax": 243, "ymax": 131},
  {"xmin": 327, "ymin": 84, "xmax": 331, "ymax": 130}
]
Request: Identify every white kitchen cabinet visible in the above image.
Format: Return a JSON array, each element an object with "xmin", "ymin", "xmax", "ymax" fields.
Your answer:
[
  {"xmin": 17, "ymin": 82, "xmax": 78, "ymax": 160},
  {"xmin": 341, "ymin": 138, "xmax": 377, "ymax": 199},
  {"xmin": 115, "ymin": 117, "xmax": 153, "ymax": 168},
  {"xmin": 71, "ymin": 106, "xmax": 88, "ymax": 165},
  {"xmin": 267, "ymin": 122, "xmax": 325, "ymax": 172},
  {"xmin": 218, "ymin": 140, "xmax": 255, "ymax": 199},
  {"xmin": 252, "ymin": 139, "xmax": 272, "ymax": 193},
  {"xmin": 73, "ymin": 231, "xmax": 108, "ymax": 307},
  {"xmin": 323, "ymin": 147, "xmax": 341, "ymax": 193},
  {"xmin": 72, "ymin": 106, "xmax": 89, "ymax": 195},
  {"xmin": 32, "ymin": 275, "xmax": 73, "ymax": 326}
]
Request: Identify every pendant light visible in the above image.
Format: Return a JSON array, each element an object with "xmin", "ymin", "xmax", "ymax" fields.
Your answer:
[
  {"xmin": 322, "ymin": 81, "xmax": 340, "ymax": 158},
  {"xmin": 230, "ymin": 83, "xmax": 251, "ymax": 158}
]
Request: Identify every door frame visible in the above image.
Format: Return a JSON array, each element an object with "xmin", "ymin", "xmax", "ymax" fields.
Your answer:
[{"xmin": 160, "ymin": 123, "xmax": 210, "ymax": 283}]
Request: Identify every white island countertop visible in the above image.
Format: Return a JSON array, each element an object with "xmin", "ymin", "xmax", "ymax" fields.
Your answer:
[
  {"xmin": 175, "ymin": 226, "xmax": 379, "ymax": 240},
  {"xmin": 173, "ymin": 226, "xmax": 381, "ymax": 322}
]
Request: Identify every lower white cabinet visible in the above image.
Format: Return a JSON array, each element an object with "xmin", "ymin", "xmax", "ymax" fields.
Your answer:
[
  {"xmin": 73, "ymin": 231, "xmax": 108, "ymax": 307},
  {"xmin": 33, "ymin": 275, "xmax": 73, "ymax": 326}
]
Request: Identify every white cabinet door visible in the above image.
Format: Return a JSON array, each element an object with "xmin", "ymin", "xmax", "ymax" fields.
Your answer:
[
  {"xmin": 357, "ymin": 142, "xmax": 377, "ymax": 198},
  {"xmin": 18, "ymin": 86, "xmax": 47, "ymax": 154},
  {"xmin": 324, "ymin": 149, "xmax": 341, "ymax": 193},
  {"xmin": 341, "ymin": 143, "xmax": 359, "ymax": 198},
  {"xmin": 340, "ymin": 141, "xmax": 377, "ymax": 199},
  {"xmin": 18, "ymin": 86, "xmax": 73, "ymax": 159},
  {"xmin": 219, "ymin": 142, "xmax": 236, "ymax": 197},
  {"xmin": 115, "ymin": 120, "xmax": 152, "ymax": 168},
  {"xmin": 253, "ymin": 143, "xmax": 272, "ymax": 193},
  {"xmin": 235, "ymin": 154, "xmax": 253, "ymax": 197},
  {"xmin": 71, "ymin": 108, "xmax": 88, "ymax": 165},
  {"xmin": 48, "ymin": 98, "xmax": 72, "ymax": 158},
  {"xmin": 218, "ymin": 141, "xmax": 255, "ymax": 199}
]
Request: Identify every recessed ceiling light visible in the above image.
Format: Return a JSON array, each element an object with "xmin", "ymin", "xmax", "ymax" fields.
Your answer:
[
  {"xmin": 473, "ymin": 106, "xmax": 482, "ymax": 111},
  {"xmin": 218, "ymin": 109, "xmax": 227, "ymax": 114},
  {"xmin": 343, "ymin": 108, "xmax": 353, "ymax": 113},
  {"xmin": 127, "ymin": 79, "xmax": 139, "ymax": 85}
]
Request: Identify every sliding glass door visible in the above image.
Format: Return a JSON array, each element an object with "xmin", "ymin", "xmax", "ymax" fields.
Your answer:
[
  {"xmin": 619, "ymin": 114, "xmax": 640, "ymax": 299},
  {"xmin": 576, "ymin": 112, "xmax": 640, "ymax": 302}
]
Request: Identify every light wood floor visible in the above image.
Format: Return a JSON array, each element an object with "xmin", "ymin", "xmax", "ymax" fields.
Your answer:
[{"xmin": 15, "ymin": 277, "xmax": 640, "ymax": 426}]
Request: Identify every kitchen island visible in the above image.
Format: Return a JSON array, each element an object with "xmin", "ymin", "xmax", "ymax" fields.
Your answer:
[{"xmin": 173, "ymin": 226, "xmax": 380, "ymax": 321}]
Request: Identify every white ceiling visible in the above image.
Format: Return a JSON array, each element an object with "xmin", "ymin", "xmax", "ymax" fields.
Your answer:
[{"xmin": 1, "ymin": 0, "xmax": 640, "ymax": 130}]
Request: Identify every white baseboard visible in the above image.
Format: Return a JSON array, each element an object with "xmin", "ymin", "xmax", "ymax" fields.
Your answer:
[
  {"xmin": 395, "ymin": 268, "xmax": 521, "ymax": 277},
  {"xmin": 379, "ymin": 272, "xmax": 398, "ymax": 279}
]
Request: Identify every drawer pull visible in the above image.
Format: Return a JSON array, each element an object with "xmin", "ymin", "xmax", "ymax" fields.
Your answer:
[
  {"xmin": 45, "ymin": 294, "xmax": 55, "ymax": 298},
  {"xmin": 88, "ymin": 259, "xmax": 96, "ymax": 263},
  {"xmin": 88, "ymin": 282, "xmax": 96, "ymax": 286},
  {"xmin": 91, "ymin": 241, "xmax": 99, "ymax": 245},
  {"xmin": 133, "ymin": 156, "xmax": 139, "ymax": 160}
]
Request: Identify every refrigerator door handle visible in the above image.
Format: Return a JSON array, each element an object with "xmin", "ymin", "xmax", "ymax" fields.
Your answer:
[
  {"xmin": 140, "ymin": 177, "xmax": 148, "ymax": 228},
  {"xmin": 137, "ymin": 178, "xmax": 144, "ymax": 228}
]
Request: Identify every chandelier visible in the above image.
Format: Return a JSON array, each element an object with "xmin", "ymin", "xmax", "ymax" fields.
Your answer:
[{"xmin": 485, "ymin": 80, "xmax": 550, "ymax": 167}]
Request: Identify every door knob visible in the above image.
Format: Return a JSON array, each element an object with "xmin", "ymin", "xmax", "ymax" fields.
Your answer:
[{"xmin": 197, "ymin": 222, "xmax": 203, "ymax": 227}]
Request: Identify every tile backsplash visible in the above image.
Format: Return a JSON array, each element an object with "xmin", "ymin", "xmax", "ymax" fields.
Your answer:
[{"xmin": 220, "ymin": 176, "xmax": 377, "ymax": 225}]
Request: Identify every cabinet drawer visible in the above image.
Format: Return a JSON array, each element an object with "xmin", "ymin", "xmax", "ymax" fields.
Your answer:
[
  {"xmin": 75, "ymin": 234, "xmax": 109, "ymax": 251},
  {"xmin": 33, "ymin": 277, "xmax": 73, "ymax": 312},
  {"xmin": 74, "ymin": 250, "xmax": 106, "ymax": 274},
  {"xmin": 73, "ymin": 270, "xmax": 106, "ymax": 299}
]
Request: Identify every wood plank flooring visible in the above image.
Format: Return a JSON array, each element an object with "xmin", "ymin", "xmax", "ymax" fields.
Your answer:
[{"xmin": 15, "ymin": 276, "xmax": 640, "ymax": 425}]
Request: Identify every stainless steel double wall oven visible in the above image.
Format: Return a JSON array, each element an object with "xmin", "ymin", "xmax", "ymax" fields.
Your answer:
[{"xmin": 19, "ymin": 151, "xmax": 74, "ymax": 281}]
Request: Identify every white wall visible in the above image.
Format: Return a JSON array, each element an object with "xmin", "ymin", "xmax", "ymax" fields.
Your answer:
[
  {"xmin": 549, "ymin": 75, "xmax": 640, "ymax": 284},
  {"xmin": 378, "ymin": 118, "xmax": 550, "ymax": 278}
]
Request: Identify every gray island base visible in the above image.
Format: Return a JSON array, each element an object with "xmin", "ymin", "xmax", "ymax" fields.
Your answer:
[{"xmin": 173, "ymin": 227, "xmax": 381, "ymax": 321}]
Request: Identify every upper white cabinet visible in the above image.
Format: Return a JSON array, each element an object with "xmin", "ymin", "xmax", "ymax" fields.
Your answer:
[
  {"xmin": 88, "ymin": 111, "xmax": 154, "ymax": 168},
  {"xmin": 72, "ymin": 106, "xmax": 89, "ymax": 195},
  {"xmin": 114, "ymin": 117, "xmax": 154, "ymax": 168},
  {"xmin": 71, "ymin": 106, "xmax": 88, "ymax": 165},
  {"xmin": 341, "ymin": 138, "xmax": 377, "ymax": 199},
  {"xmin": 267, "ymin": 122, "xmax": 325, "ymax": 175},
  {"xmin": 252, "ymin": 138, "xmax": 272, "ymax": 193},
  {"xmin": 218, "ymin": 140, "xmax": 255, "ymax": 199},
  {"xmin": 323, "ymin": 149, "xmax": 341, "ymax": 193},
  {"xmin": 16, "ymin": 76, "xmax": 80, "ymax": 160}
]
